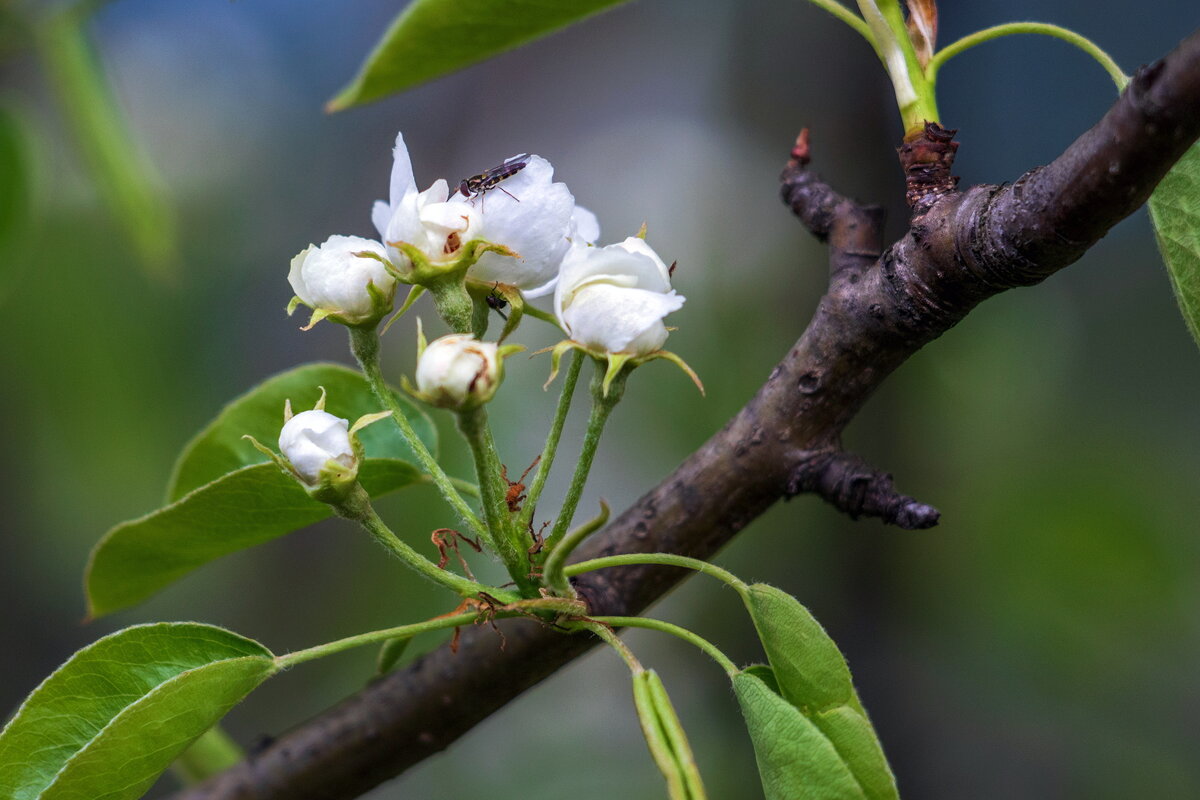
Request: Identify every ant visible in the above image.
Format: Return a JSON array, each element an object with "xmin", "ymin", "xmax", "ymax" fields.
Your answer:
[{"xmin": 485, "ymin": 282, "xmax": 509, "ymax": 320}]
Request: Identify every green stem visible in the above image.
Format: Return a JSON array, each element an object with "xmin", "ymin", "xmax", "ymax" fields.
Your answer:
[
  {"xmin": 545, "ymin": 364, "xmax": 623, "ymax": 549},
  {"xmin": 427, "ymin": 276, "xmax": 475, "ymax": 334},
  {"xmin": 277, "ymin": 611, "xmax": 482, "ymax": 668},
  {"xmin": 592, "ymin": 616, "xmax": 739, "ymax": 679},
  {"xmin": 801, "ymin": 0, "xmax": 874, "ymax": 46},
  {"xmin": 457, "ymin": 406, "xmax": 536, "ymax": 594},
  {"xmin": 565, "ymin": 553, "xmax": 747, "ymax": 593},
  {"xmin": 518, "ymin": 350, "xmax": 583, "ymax": 531},
  {"xmin": 542, "ymin": 500, "xmax": 609, "ymax": 597},
  {"xmin": 521, "ymin": 302, "xmax": 563, "ymax": 329},
  {"xmin": 928, "ymin": 22, "xmax": 1129, "ymax": 90},
  {"xmin": 336, "ymin": 485, "xmax": 506, "ymax": 599},
  {"xmin": 171, "ymin": 725, "xmax": 243, "ymax": 784},
  {"xmin": 581, "ymin": 620, "xmax": 642, "ymax": 672},
  {"xmin": 857, "ymin": 0, "xmax": 939, "ymax": 130},
  {"xmin": 279, "ymin": 595, "xmax": 583, "ymax": 669},
  {"xmin": 348, "ymin": 326, "xmax": 487, "ymax": 541}
]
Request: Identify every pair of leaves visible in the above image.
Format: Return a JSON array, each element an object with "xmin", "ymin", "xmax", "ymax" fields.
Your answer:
[
  {"xmin": 0, "ymin": 623, "xmax": 276, "ymax": 800},
  {"xmin": 632, "ymin": 669, "xmax": 707, "ymax": 800},
  {"xmin": 85, "ymin": 362, "xmax": 437, "ymax": 618},
  {"xmin": 735, "ymin": 584, "xmax": 899, "ymax": 800}
]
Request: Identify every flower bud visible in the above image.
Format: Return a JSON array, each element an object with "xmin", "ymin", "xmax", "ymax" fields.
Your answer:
[
  {"xmin": 288, "ymin": 235, "xmax": 396, "ymax": 327},
  {"xmin": 278, "ymin": 409, "xmax": 356, "ymax": 485},
  {"xmin": 414, "ymin": 334, "xmax": 505, "ymax": 409},
  {"xmin": 554, "ymin": 237, "xmax": 684, "ymax": 356}
]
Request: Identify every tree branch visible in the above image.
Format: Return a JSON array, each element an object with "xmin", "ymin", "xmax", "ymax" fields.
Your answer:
[{"xmin": 174, "ymin": 27, "xmax": 1200, "ymax": 800}]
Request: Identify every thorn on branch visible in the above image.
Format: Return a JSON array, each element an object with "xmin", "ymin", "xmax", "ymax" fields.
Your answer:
[{"xmin": 785, "ymin": 451, "xmax": 940, "ymax": 530}]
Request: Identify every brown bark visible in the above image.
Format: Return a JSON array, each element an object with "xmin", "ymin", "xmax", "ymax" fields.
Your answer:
[{"xmin": 174, "ymin": 28, "xmax": 1200, "ymax": 800}]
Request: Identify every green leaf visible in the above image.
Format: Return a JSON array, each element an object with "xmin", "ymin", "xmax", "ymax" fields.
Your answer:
[
  {"xmin": 0, "ymin": 623, "xmax": 276, "ymax": 800},
  {"xmin": 733, "ymin": 671, "xmax": 867, "ymax": 800},
  {"xmin": 632, "ymin": 669, "xmax": 707, "ymax": 800},
  {"xmin": 810, "ymin": 706, "xmax": 898, "ymax": 800},
  {"xmin": 375, "ymin": 636, "xmax": 412, "ymax": 677},
  {"xmin": 168, "ymin": 362, "xmax": 436, "ymax": 501},
  {"xmin": 86, "ymin": 459, "xmax": 421, "ymax": 618},
  {"xmin": 1149, "ymin": 140, "xmax": 1200, "ymax": 351},
  {"xmin": 329, "ymin": 0, "xmax": 632, "ymax": 111},
  {"xmin": 743, "ymin": 584, "xmax": 858, "ymax": 712},
  {"xmin": 742, "ymin": 585, "xmax": 898, "ymax": 800}
]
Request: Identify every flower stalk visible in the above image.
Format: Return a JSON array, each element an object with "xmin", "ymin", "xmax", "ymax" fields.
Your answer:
[
  {"xmin": 543, "ymin": 363, "xmax": 626, "ymax": 553},
  {"xmin": 348, "ymin": 326, "xmax": 487, "ymax": 542},
  {"xmin": 456, "ymin": 406, "xmax": 537, "ymax": 593},
  {"xmin": 518, "ymin": 350, "xmax": 583, "ymax": 532},
  {"xmin": 333, "ymin": 485, "xmax": 502, "ymax": 599}
]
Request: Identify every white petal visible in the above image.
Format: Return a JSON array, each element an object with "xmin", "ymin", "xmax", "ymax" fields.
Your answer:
[
  {"xmin": 420, "ymin": 202, "xmax": 474, "ymax": 234},
  {"xmin": 555, "ymin": 240, "xmax": 672, "ymax": 321},
  {"xmin": 467, "ymin": 155, "xmax": 575, "ymax": 291},
  {"xmin": 287, "ymin": 244, "xmax": 316, "ymax": 302},
  {"xmin": 371, "ymin": 200, "xmax": 392, "ymax": 242},
  {"xmin": 611, "ymin": 237, "xmax": 673, "ymax": 287},
  {"xmin": 570, "ymin": 206, "xmax": 600, "ymax": 244},
  {"xmin": 521, "ymin": 274, "xmax": 559, "ymax": 299},
  {"xmin": 561, "ymin": 283, "xmax": 685, "ymax": 354},
  {"xmin": 388, "ymin": 131, "xmax": 417, "ymax": 209},
  {"xmin": 421, "ymin": 178, "xmax": 450, "ymax": 205}
]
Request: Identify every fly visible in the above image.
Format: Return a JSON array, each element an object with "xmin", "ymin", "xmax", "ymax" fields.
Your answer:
[{"xmin": 453, "ymin": 153, "xmax": 530, "ymax": 204}]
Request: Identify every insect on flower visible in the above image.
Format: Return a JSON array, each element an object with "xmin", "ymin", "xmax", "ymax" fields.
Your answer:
[
  {"xmin": 453, "ymin": 153, "xmax": 531, "ymax": 205},
  {"xmin": 485, "ymin": 282, "xmax": 509, "ymax": 320}
]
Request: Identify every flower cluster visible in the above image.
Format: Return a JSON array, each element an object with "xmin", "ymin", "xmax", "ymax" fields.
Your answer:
[{"xmin": 288, "ymin": 131, "xmax": 697, "ymax": 401}]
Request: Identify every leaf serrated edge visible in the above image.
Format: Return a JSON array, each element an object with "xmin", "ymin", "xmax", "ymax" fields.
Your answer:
[
  {"xmin": 39, "ymin": 655, "xmax": 276, "ymax": 798},
  {"xmin": 0, "ymin": 623, "xmax": 272, "ymax": 798}
]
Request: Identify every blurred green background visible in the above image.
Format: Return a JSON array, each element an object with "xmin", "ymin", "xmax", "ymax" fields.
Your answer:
[{"xmin": 2, "ymin": 1, "xmax": 1198, "ymax": 797}]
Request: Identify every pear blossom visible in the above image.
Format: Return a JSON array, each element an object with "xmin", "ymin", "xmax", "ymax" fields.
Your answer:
[
  {"xmin": 554, "ymin": 237, "xmax": 685, "ymax": 356},
  {"xmin": 371, "ymin": 132, "xmax": 595, "ymax": 295},
  {"xmin": 288, "ymin": 235, "xmax": 395, "ymax": 325},
  {"xmin": 415, "ymin": 334, "xmax": 506, "ymax": 409},
  {"xmin": 466, "ymin": 158, "xmax": 598, "ymax": 296},
  {"xmin": 278, "ymin": 409, "xmax": 355, "ymax": 485}
]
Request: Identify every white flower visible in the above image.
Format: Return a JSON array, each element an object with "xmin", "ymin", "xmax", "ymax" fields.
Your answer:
[
  {"xmin": 466, "ymin": 156, "xmax": 598, "ymax": 297},
  {"xmin": 554, "ymin": 237, "xmax": 685, "ymax": 355},
  {"xmin": 278, "ymin": 409, "xmax": 356, "ymax": 484},
  {"xmin": 288, "ymin": 235, "xmax": 395, "ymax": 324},
  {"xmin": 371, "ymin": 133, "xmax": 595, "ymax": 295},
  {"xmin": 371, "ymin": 135, "xmax": 481, "ymax": 270},
  {"xmin": 415, "ymin": 334, "xmax": 504, "ymax": 409}
]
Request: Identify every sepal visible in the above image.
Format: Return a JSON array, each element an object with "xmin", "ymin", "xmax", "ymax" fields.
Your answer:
[{"xmin": 540, "ymin": 340, "xmax": 704, "ymax": 397}]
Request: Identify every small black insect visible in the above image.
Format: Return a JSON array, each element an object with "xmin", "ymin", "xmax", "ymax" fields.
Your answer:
[
  {"xmin": 453, "ymin": 153, "xmax": 530, "ymax": 204},
  {"xmin": 485, "ymin": 283, "xmax": 509, "ymax": 321}
]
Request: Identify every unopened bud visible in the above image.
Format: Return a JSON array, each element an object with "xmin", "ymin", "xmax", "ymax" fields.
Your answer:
[
  {"xmin": 415, "ymin": 334, "xmax": 507, "ymax": 409},
  {"xmin": 278, "ymin": 409, "xmax": 356, "ymax": 485}
]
